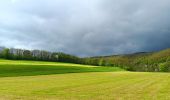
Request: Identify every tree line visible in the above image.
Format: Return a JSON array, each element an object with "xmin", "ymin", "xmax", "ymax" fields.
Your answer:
[
  {"xmin": 0, "ymin": 47, "xmax": 170, "ymax": 72},
  {"xmin": 0, "ymin": 47, "xmax": 101, "ymax": 66},
  {"xmin": 0, "ymin": 48, "xmax": 80, "ymax": 63}
]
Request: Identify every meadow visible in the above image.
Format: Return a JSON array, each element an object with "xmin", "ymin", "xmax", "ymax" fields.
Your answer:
[{"xmin": 0, "ymin": 59, "xmax": 170, "ymax": 100}]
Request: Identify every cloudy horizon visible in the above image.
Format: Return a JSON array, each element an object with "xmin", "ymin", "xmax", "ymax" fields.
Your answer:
[{"xmin": 0, "ymin": 0, "xmax": 170, "ymax": 57}]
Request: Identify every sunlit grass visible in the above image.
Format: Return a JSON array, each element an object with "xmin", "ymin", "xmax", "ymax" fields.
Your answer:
[
  {"xmin": 0, "ymin": 59, "xmax": 169, "ymax": 100},
  {"xmin": 0, "ymin": 59, "xmax": 124, "ymax": 77}
]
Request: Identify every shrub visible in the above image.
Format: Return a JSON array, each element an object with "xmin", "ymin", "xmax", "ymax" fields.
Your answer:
[{"xmin": 159, "ymin": 62, "xmax": 170, "ymax": 72}]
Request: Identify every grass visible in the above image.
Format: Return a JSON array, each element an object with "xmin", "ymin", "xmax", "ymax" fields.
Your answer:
[
  {"xmin": 0, "ymin": 59, "xmax": 170, "ymax": 100},
  {"xmin": 0, "ymin": 59, "xmax": 124, "ymax": 77}
]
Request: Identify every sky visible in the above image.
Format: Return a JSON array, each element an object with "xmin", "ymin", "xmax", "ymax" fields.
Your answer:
[{"xmin": 0, "ymin": 0, "xmax": 170, "ymax": 57}]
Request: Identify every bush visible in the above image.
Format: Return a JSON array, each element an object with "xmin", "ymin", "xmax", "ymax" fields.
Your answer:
[{"xmin": 159, "ymin": 62, "xmax": 170, "ymax": 72}]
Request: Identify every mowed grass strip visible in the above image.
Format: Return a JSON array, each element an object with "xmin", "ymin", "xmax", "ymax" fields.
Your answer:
[
  {"xmin": 0, "ymin": 72, "xmax": 170, "ymax": 100},
  {"xmin": 0, "ymin": 59, "xmax": 100, "ymax": 67}
]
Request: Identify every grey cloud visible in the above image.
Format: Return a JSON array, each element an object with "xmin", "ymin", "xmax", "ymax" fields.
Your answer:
[{"xmin": 0, "ymin": 0, "xmax": 170, "ymax": 56}]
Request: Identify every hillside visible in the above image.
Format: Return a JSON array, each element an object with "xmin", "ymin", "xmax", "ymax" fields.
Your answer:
[{"xmin": 89, "ymin": 48, "xmax": 170, "ymax": 72}]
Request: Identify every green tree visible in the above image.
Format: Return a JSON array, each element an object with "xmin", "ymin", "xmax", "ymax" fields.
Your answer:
[
  {"xmin": 23, "ymin": 50, "xmax": 32, "ymax": 60},
  {"xmin": 2, "ymin": 48, "xmax": 10, "ymax": 59},
  {"xmin": 159, "ymin": 62, "xmax": 170, "ymax": 72}
]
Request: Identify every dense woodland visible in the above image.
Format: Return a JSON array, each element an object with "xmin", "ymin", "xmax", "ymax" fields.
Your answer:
[
  {"xmin": 91, "ymin": 49, "xmax": 170, "ymax": 72},
  {"xmin": 0, "ymin": 47, "xmax": 170, "ymax": 72}
]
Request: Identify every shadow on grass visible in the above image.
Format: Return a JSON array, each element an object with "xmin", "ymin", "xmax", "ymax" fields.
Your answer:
[{"xmin": 0, "ymin": 64, "xmax": 125, "ymax": 77}]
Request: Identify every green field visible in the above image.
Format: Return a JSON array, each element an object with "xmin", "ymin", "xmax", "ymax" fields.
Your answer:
[{"xmin": 0, "ymin": 59, "xmax": 170, "ymax": 100}]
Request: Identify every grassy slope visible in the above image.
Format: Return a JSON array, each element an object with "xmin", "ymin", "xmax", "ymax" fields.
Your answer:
[
  {"xmin": 0, "ymin": 59, "xmax": 124, "ymax": 77},
  {"xmin": 0, "ymin": 59, "xmax": 170, "ymax": 100}
]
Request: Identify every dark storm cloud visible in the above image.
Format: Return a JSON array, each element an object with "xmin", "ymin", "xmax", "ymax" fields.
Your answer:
[{"xmin": 0, "ymin": 0, "xmax": 170, "ymax": 56}]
